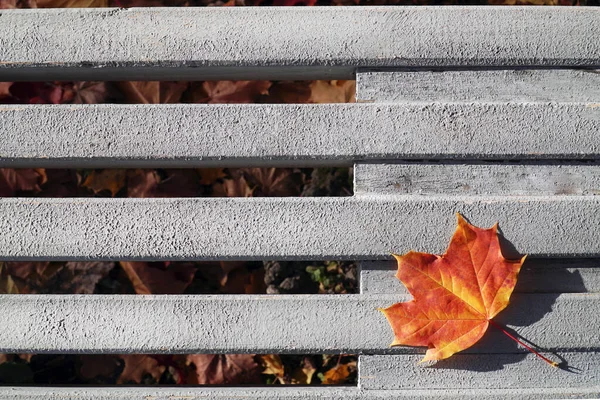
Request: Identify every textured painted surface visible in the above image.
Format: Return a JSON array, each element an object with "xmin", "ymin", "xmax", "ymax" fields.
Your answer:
[
  {"xmin": 1, "ymin": 103, "xmax": 600, "ymax": 167},
  {"xmin": 360, "ymin": 259, "xmax": 600, "ymax": 294},
  {"xmin": 356, "ymin": 70, "xmax": 600, "ymax": 103},
  {"xmin": 0, "ymin": 294, "xmax": 595, "ymax": 354},
  {"xmin": 0, "ymin": 7, "xmax": 599, "ymax": 80},
  {"xmin": 354, "ymin": 164, "xmax": 600, "ymax": 196},
  {"xmin": 1, "ymin": 197, "xmax": 600, "ymax": 259},
  {"xmin": 1, "ymin": 387, "xmax": 600, "ymax": 400},
  {"xmin": 360, "ymin": 352, "xmax": 600, "ymax": 390}
]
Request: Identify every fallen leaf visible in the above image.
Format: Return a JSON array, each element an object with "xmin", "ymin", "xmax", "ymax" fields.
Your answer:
[
  {"xmin": 116, "ymin": 81, "xmax": 188, "ymax": 104},
  {"xmin": 126, "ymin": 169, "xmax": 161, "ymax": 198},
  {"xmin": 266, "ymin": 81, "xmax": 312, "ymax": 104},
  {"xmin": 119, "ymin": 262, "xmax": 197, "ymax": 294},
  {"xmin": 7, "ymin": 82, "xmax": 64, "ymax": 104},
  {"xmin": 322, "ymin": 361, "xmax": 355, "ymax": 384},
  {"xmin": 380, "ymin": 214, "xmax": 525, "ymax": 362},
  {"xmin": 81, "ymin": 169, "xmax": 126, "ymax": 197},
  {"xmin": 290, "ymin": 356, "xmax": 317, "ymax": 384},
  {"xmin": 213, "ymin": 174, "xmax": 254, "ymax": 197},
  {"xmin": 61, "ymin": 82, "xmax": 109, "ymax": 104},
  {"xmin": 186, "ymin": 354, "xmax": 261, "ymax": 385},
  {"xmin": 0, "ymin": 168, "xmax": 46, "ymax": 196},
  {"xmin": 35, "ymin": 0, "xmax": 107, "ymax": 6},
  {"xmin": 237, "ymin": 168, "xmax": 305, "ymax": 197},
  {"xmin": 259, "ymin": 354, "xmax": 285, "ymax": 384},
  {"xmin": 0, "ymin": 82, "xmax": 13, "ymax": 99},
  {"xmin": 55, "ymin": 262, "xmax": 114, "ymax": 294},
  {"xmin": 189, "ymin": 81, "xmax": 271, "ymax": 104},
  {"xmin": 198, "ymin": 168, "xmax": 227, "ymax": 186},
  {"xmin": 117, "ymin": 355, "xmax": 165, "ymax": 384},
  {"xmin": 0, "ymin": 263, "xmax": 19, "ymax": 294},
  {"xmin": 3, "ymin": 261, "xmax": 112, "ymax": 294},
  {"xmin": 308, "ymin": 80, "xmax": 356, "ymax": 104}
]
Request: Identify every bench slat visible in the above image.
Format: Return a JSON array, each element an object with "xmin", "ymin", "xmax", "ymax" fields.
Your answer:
[
  {"xmin": 1, "ymin": 103, "xmax": 599, "ymax": 168},
  {"xmin": 360, "ymin": 259, "xmax": 600, "ymax": 294},
  {"xmin": 2, "ymin": 387, "xmax": 600, "ymax": 400},
  {"xmin": 0, "ymin": 197, "xmax": 600, "ymax": 259},
  {"xmin": 0, "ymin": 294, "xmax": 596, "ymax": 354},
  {"xmin": 356, "ymin": 70, "xmax": 600, "ymax": 103},
  {"xmin": 1, "ymin": 7, "xmax": 599, "ymax": 81},
  {"xmin": 359, "ymin": 352, "xmax": 599, "ymax": 390},
  {"xmin": 354, "ymin": 164, "xmax": 600, "ymax": 196}
]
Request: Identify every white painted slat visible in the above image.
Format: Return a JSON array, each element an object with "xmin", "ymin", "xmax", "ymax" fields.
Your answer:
[
  {"xmin": 1, "ymin": 103, "xmax": 599, "ymax": 168},
  {"xmin": 0, "ymin": 197, "xmax": 600, "ymax": 259},
  {"xmin": 0, "ymin": 294, "xmax": 596, "ymax": 353},
  {"xmin": 360, "ymin": 352, "xmax": 600, "ymax": 390},
  {"xmin": 356, "ymin": 70, "xmax": 600, "ymax": 103},
  {"xmin": 0, "ymin": 8, "xmax": 599, "ymax": 81},
  {"xmin": 2, "ymin": 387, "xmax": 600, "ymax": 400},
  {"xmin": 354, "ymin": 164, "xmax": 600, "ymax": 196},
  {"xmin": 360, "ymin": 259, "xmax": 600, "ymax": 294}
]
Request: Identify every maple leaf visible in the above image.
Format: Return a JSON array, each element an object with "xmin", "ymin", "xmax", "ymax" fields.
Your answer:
[{"xmin": 380, "ymin": 214, "xmax": 526, "ymax": 362}]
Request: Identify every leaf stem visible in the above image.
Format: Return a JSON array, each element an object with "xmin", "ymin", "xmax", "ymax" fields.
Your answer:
[{"xmin": 488, "ymin": 319, "xmax": 558, "ymax": 368}]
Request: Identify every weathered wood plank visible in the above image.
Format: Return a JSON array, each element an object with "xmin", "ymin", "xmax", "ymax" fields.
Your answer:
[
  {"xmin": 360, "ymin": 259, "xmax": 600, "ymax": 294},
  {"xmin": 1, "ymin": 197, "xmax": 600, "ymax": 259},
  {"xmin": 356, "ymin": 70, "xmax": 600, "ymax": 103},
  {"xmin": 354, "ymin": 163, "xmax": 600, "ymax": 196},
  {"xmin": 1, "ymin": 8, "xmax": 599, "ymax": 81},
  {"xmin": 0, "ymin": 294, "xmax": 595, "ymax": 353},
  {"xmin": 1, "ymin": 387, "xmax": 600, "ymax": 400},
  {"xmin": 360, "ymin": 352, "xmax": 600, "ymax": 390},
  {"xmin": 1, "ymin": 103, "xmax": 599, "ymax": 168}
]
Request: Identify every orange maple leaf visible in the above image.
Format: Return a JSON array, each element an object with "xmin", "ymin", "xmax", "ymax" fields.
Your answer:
[{"xmin": 380, "ymin": 213, "xmax": 528, "ymax": 362}]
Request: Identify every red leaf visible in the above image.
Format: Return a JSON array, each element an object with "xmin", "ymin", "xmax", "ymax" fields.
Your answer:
[{"xmin": 380, "ymin": 214, "xmax": 525, "ymax": 362}]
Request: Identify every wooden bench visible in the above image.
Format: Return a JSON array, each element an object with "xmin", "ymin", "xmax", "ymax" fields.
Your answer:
[{"xmin": 0, "ymin": 6, "xmax": 599, "ymax": 399}]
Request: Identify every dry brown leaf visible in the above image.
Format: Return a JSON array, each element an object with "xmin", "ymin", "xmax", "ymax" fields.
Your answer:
[
  {"xmin": 3, "ymin": 261, "xmax": 112, "ymax": 294},
  {"xmin": 0, "ymin": 263, "xmax": 19, "ymax": 294},
  {"xmin": 186, "ymin": 354, "xmax": 261, "ymax": 385},
  {"xmin": 322, "ymin": 361, "xmax": 356, "ymax": 384},
  {"xmin": 290, "ymin": 357, "xmax": 317, "ymax": 384},
  {"xmin": 119, "ymin": 262, "xmax": 196, "ymax": 294},
  {"xmin": 213, "ymin": 175, "xmax": 254, "ymax": 197},
  {"xmin": 259, "ymin": 354, "xmax": 285, "ymax": 384},
  {"xmin": 82, "ymin": 169, "xmax": 126, "ymax": 197},
  {"xmin": 0, "ymin": 82, "xmax": 13, "ymax": 98},
  {"xmin": 0, "ymin": 0, "xmax": 17, "ymax": 8},
  {"xmin": 190, "ymin": 81, "xmax": 271, "ymax": 104},
  {"xmin": 56, "ymin": 262, "xmax": 114, "ymax": 294},
  {"xmin": 308, "ymin": 80, "xmax": 356, "ymax": 104},
  {"xmin": 116, "ymin": 81, "xmax": 188, "ymax": 104},
  {"xmin": 198, "ymin": 168, "xmax": 227, "ymax": 186},
  {"xmin": 62, "ymin": 82, "xmax": 109, "ymax": 104},
  {"xmin": 117, "ymin": 355, "xmax": 165, "ymax": 384},
  {"xmin": 238, "ymin": 168, "xmax": 304, "ymax": 197},
  {"xmin": 0, "ymin": 168, "xmax": 47, "ymax": 195},
  {"xmin": 266, "ymin": 81, "xmax": 312, "ymax": 103},
  {"xmin": 36, "ymin": 0, "xmax": 107, "ymax": 6},
  {"xmin": 126, "ymin": 169, "xmax": 160, "ymax": 198}
]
